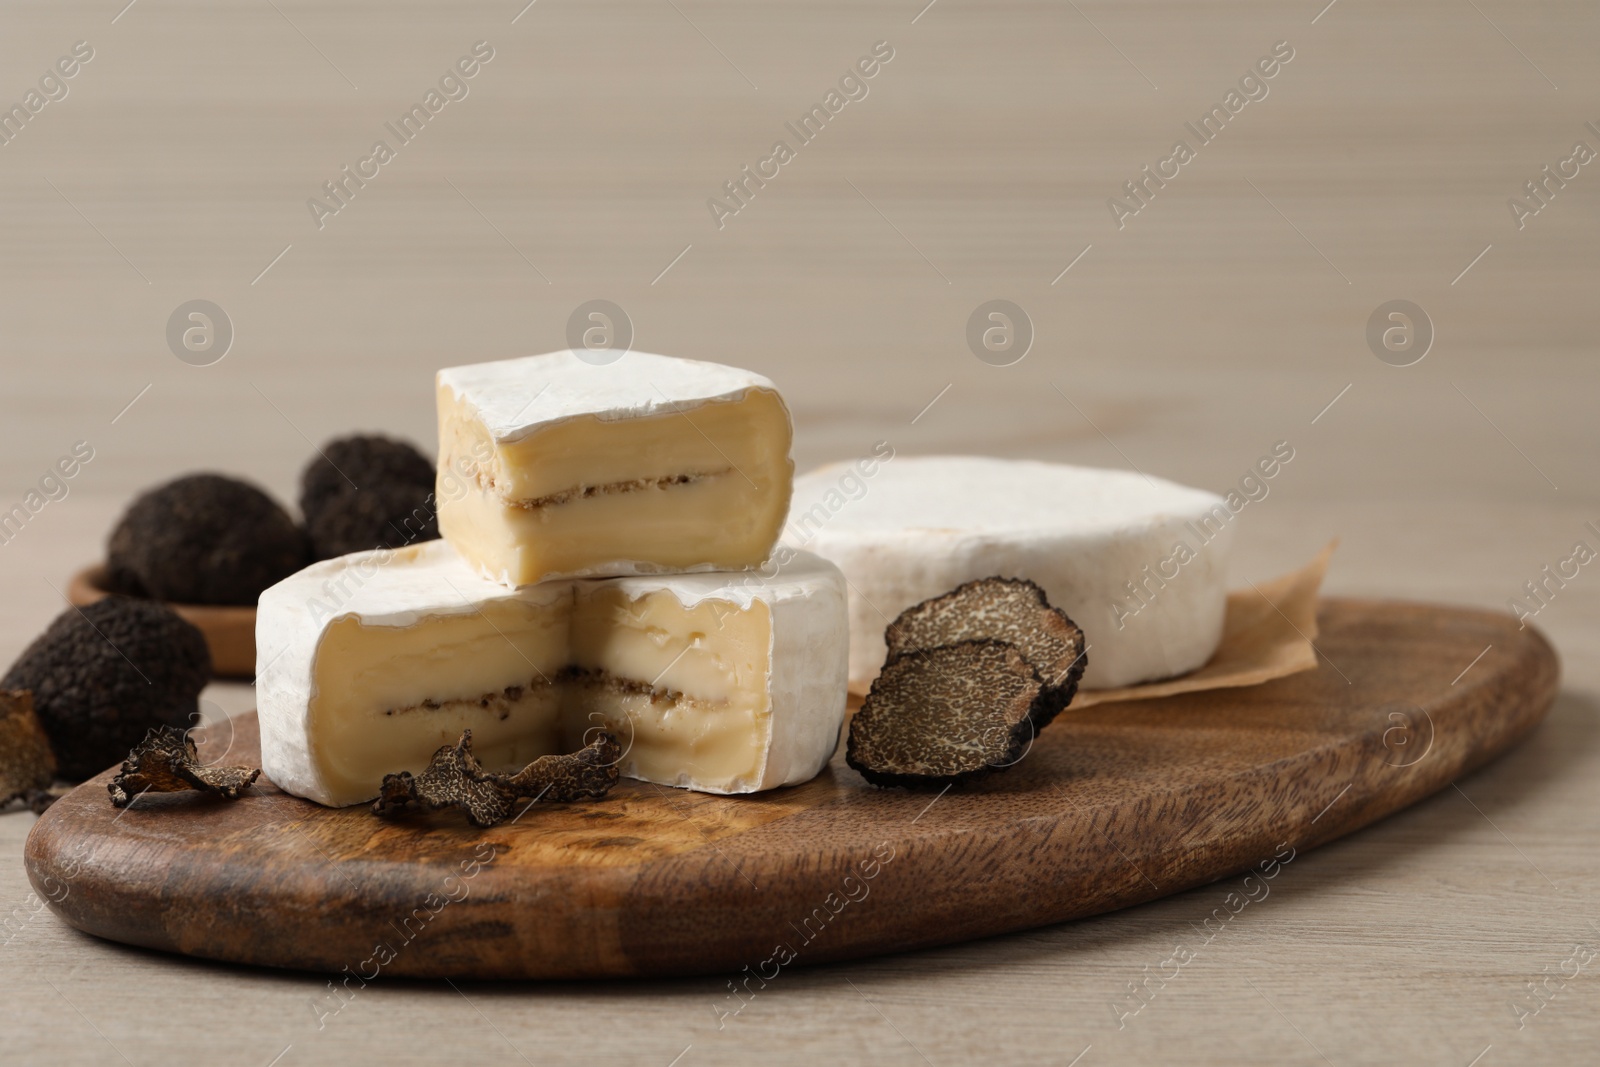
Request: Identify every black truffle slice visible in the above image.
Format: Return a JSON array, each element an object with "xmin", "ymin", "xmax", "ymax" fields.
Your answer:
[
  {"xmin": 885, "ymin": 576, "xmax": 1087, "ymax": 729},
  {"xmin": 373, "ymin": 728, "xmax": 621, "ymax": 828},
  {"xmin": 300, "ymin": 434, "xmax": 438, "ymax": 560},
  {"xmin": 2, "ymin": 597, "xmax": 211, "ymax": 779},
  {"xmin": 503, "ymin": 736, "xmax": 624, "ymax": 803},
  {"xmin": 108, "ymin": 473, "xmax": 308, "ymax": 605},
  {"xmin": 108, "ymin": 725, "xmax": 260, "ymax": 807},
  {"xmin": 847, "ymin": 640, "xmax": 1049, "ymax": 789}
]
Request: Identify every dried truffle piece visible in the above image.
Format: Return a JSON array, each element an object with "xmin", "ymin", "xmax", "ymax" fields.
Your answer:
[
  {"xmin": 0, "ymin": 690, "xmax": 56, "ymax": 806},
  {"xmin": 108, "ymin": 725, "xmax": 260, "ymax": 807},
  {"xmin": 503, "ymin": 734, "xmax": 622, "ymax": 803},
  {"xmin": 373, "ymin": 729, "xmax": 621, "ymax": 828},
  {"xmin": 3, "ymin": 597, "xmax": 211, "ymax": 779},
  {"xmin": 300, "ymin": 435, "xmax": 439, "ymax": 560},
  {"xmin": 107, "ymin": 473, "xmax": 308, "ymax": 605},
  {"xmin": 372, "ymin": 730, "xmax": 514, "ymax": 827},
  {"xmin": 885, "ymin": 576, "xmax": 1088, "ymax": 729},
  {"xmin": 848, "ymin": 640, "xmax": 1049, "ymax": 789}
]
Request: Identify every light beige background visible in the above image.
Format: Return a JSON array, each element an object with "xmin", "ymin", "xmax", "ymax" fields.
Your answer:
[{"xmin": 2, "ymin": 1, "xmax": 1597, "ymax": 1064}]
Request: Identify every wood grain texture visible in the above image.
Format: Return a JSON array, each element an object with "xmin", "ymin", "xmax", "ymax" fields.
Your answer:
[{"xmin": 24, "ymin": 598, "xmax": 1557, "ymax": 979}]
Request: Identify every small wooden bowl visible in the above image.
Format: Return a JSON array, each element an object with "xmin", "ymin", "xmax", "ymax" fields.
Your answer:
[{"xmin": 67, "ymin": 564, "xmax": 256, "ymax": 679}]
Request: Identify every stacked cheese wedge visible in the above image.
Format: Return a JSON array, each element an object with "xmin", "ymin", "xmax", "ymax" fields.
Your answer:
[{"xmin": 258, "ymin": 351, "xmax": 848, "ymax": 807}]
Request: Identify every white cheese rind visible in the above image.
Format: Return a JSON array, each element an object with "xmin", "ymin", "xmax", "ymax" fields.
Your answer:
[
  {"xmin": 786, "ymin": 456, "xmax": 1234, "ymax": 690},
  {"xmin": 436, "ymin": 349, "xmax": 780, "ymax": 444},
  {"xmin": 256, "ymin": 540, "xmax": 848, "ymax": 806}
]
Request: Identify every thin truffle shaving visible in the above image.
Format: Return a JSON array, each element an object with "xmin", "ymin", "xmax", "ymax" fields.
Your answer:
[
  {"xmin": 503, "ymin": 739, "xmax": 623, "ymax": 802},
  {"xmin": 373, "ymin": 728, "xmax": 620, "ymax": 828},
  {"xmin": 108, "ymin": 725, "xmax": 261, "ymax": 807}
]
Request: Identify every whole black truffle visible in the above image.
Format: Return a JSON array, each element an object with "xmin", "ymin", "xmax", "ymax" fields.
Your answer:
[
  {"xmin": 300, "ymin": 434, "xmax": 439, "ymax": 560},
  {"xmin": 2, "ymin": 597, "xmax": 211, "ymax": 779},
  {"xmin": 107, "ymin": 474, "xmax": 308, "ymax": 605}
]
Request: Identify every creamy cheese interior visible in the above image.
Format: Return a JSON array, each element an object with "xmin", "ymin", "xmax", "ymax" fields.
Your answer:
[
  {"xmin": 305, "ymin": 585, "xmax": 774, "ymax": 805},
  {"xmin": 567, "ymin": 584, "xmax": 772, "ymax": 792},
  {"xmin": 309, "ymin": 596, "xmax": 571, "ymax": 804},
  {"xmin": 437, "ymin": 386, "xmax": 793, "ymax": 583}
]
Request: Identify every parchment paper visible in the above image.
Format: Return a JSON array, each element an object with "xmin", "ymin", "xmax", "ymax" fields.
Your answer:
[{"xmin": 1072, "ymin": 540, "xmax": 1336, "ymax": 709}]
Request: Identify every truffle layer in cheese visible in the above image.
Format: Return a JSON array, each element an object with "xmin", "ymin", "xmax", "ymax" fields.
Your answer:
[
  {"xmin": 786, "ymin": 456, "xmax": 1235, "ymax": 690},
  {"xmin": 256, "ymin": 541, "xmax": 847, "ymax": 807},
  {"xmin": 436, "ymin": 350, "xmax": 794, "ymax": 585}
]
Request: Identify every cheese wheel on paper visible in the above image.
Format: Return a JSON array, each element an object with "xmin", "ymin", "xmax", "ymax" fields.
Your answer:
[
  {"xmin": 256, "ymin": 540, "xmax": 848, "ymax": 807},
  {"xmin": 435, "ymin": 350, "xmax": 793, "ymax": 586},
  {"xmin": 786, "ymin": 455, "xmax": 1234, "ymax": 690}
]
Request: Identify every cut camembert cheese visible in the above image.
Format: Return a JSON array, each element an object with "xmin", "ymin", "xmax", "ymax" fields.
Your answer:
[
  {"xmin": 256, "ymin": 540, "xmax": 847, "ymax": 807},
  {"xmin": 435, "ymin": 351, "xmax": 793, "ymax": 586}
]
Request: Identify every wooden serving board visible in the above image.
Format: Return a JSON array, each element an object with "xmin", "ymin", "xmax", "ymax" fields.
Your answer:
[{"xmin": 25, "ymin": 598, "xmax": 1557, "ymax": 980}]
